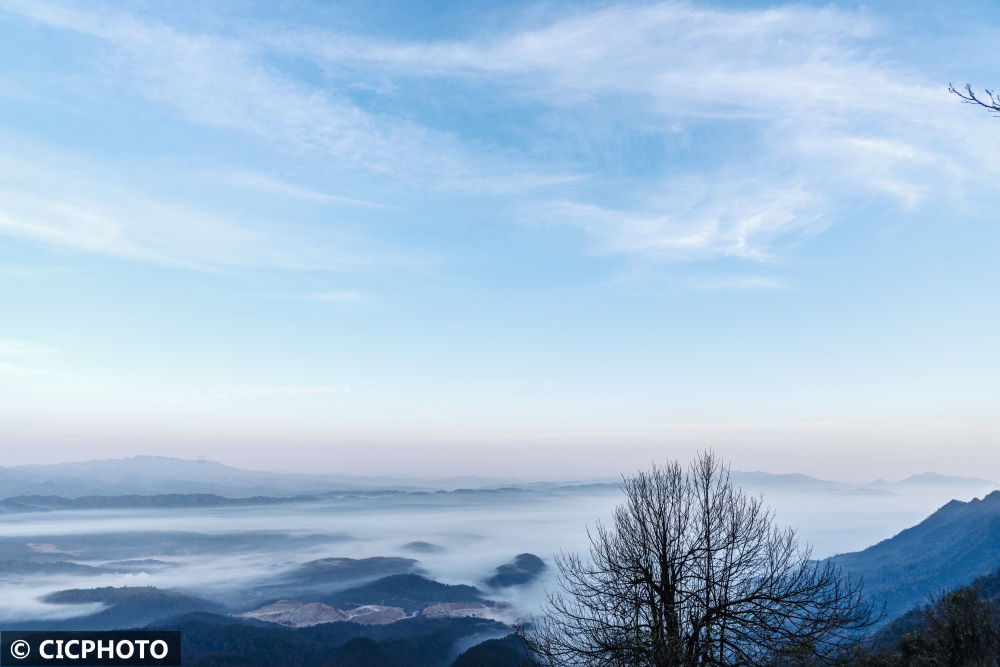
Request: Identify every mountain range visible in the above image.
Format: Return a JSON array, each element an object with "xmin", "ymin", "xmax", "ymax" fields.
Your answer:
[
  {"xmin": 1, "ymin": 456, "xmax": 994, "ymax": 500},
  {"xmin": 5, "ymin": 456, "xmax": 1000, "ymax": 665}
]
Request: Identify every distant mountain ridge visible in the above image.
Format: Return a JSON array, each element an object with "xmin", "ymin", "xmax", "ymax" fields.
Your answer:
[
  {"xmin": 0, "ymin": 493, "xmax": 305, "ymax": 514},
  {"xmin": 862, "ymin": 472, "xmax": 999, "ymax": 496},
  {"xmin": 3, "ymin": 455, "xmax": 994, "ymax": 500},
  {"xmin": 0, "ymin": 456, "xmax": 529, "ymax": 498}
]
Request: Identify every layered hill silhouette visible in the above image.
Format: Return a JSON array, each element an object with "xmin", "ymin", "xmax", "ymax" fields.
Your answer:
[
  {"xmin": 3, "ymin": 455, "xmax": 994, "ymax": 500},
  {"xmin": 5, "ymin": 587, "xmax": 225, "ymax": 631},
  {"xmin": 0, "ymin": 456, "xmax": 524, "ymax": 497}
]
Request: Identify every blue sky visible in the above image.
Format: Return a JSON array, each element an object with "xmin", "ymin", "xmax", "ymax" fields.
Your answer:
[{"xmin": 1, "ymin": 0, "xmax": 998, "ymax": 479}]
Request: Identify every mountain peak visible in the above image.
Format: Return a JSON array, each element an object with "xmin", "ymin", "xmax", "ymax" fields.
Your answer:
[{"xmin": 895, "ymin": 472, "xmax": 998, "ymax": 488}]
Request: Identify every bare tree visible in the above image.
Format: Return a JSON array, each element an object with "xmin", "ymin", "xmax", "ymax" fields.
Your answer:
[
  {"xmin": 949, "ymin": 83, "xmax": 1000, "ymax": 115},
  {"xmin": 527, "ymin": 451, "xmax": 878, "ymax": 666}
]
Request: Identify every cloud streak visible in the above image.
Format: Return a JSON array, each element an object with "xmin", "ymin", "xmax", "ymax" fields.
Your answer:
[
  {"xmin": 688, "ymin": 276, "xmax": 791, "ymax": 292},
  {"xmin": 199, "ymin": 385, "xmax": 352, "ymax": 401},
  {"xmin": 0, "ymin": 361, "xmax": 63, "ymax": 377},
  {"xmin": 0, "ymin": 151, "xmax": 383, "ymax": 272},
  {"xmin": 542, "ymin": 183, "xmax": 821, "ymax": 260},
  {"xmin": 0, "ymin": 339, "xmax": 58, "ymax": 355}
]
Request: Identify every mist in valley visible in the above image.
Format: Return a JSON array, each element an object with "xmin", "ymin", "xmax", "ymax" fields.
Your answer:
[{"xmin": 1, "ymin": 463, "xmax": 994, "ymax": 626}]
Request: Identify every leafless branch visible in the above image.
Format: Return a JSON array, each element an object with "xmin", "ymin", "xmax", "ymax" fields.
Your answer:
[{"xmin": 949, "ymin": 83, "xmax": 1000, "ymax": 115}]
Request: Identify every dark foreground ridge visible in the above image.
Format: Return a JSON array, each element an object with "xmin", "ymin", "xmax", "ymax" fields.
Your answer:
[{"xmin": 156, "ymin": 612, "xmax": 513, "ymax": 667}]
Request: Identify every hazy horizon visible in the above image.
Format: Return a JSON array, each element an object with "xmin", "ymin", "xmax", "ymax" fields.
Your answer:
[
  {"xmin": 3, "ymin": 439, "xmax": 1000, "ymax": 485},
  {"xmin": 4, "ymin": 451, "xmax": 1000, "ymax": 488}
]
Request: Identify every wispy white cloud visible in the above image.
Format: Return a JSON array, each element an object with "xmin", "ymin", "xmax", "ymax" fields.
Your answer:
[
  {"xmin": 301, "ymin": 291, "xmax": 364, "ymax": 304},
  {"xmin": 0, "ymin": 337, "xmax": 75, "ymax": 378},
  {"xmin": 0, "ymin": 151, "xmax": 380, "ymax": 272},
  {"xmin": 203, "ymin": 385, "xmax": 352, "ymax": 400},
  {"xmin": 254, "ymin": 290, "xmax": 365, "ymax": 305},
  {"xmin": 688, "ymin": 276, "xmax": 791, "ymax": 292},
  {"xmin": 0, "ymin": 361, "xmax": 61, "ymax": 377},
  {"xmin": 542, "ymin": 183, "xmax": 821, "ymax": 260},
  {"xmin": 0, "ymin": 339, "xmax": 58, "ymax": 355},
  {"xmin": 221, "ymin": 171, "xmax": 391, "ymax": 209}
]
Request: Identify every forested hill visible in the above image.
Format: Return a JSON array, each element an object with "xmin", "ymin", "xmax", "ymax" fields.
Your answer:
[
  {"xmin": 829, "ymin": 490, "xmax": 1000, "ymax": 620},
  {"xmin": 872, "ymin": 566, "xmax": 1000, "ymax": 648}
]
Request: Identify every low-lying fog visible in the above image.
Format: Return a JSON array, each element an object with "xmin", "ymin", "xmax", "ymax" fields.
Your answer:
[{"xmin": 0, "ymin": 475, "xmax": 995, "ymax": 623}]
